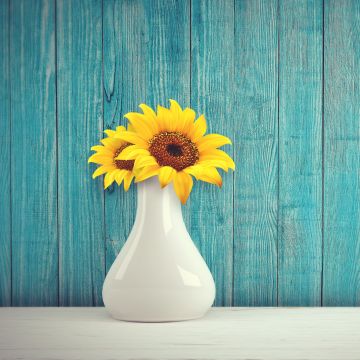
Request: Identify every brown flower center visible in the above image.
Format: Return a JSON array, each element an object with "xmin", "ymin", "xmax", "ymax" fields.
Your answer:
[
  {"xmin": 149, "ymin": 132, "xmax": 199, "ymax": 171},
  {"xmin": 114, "ymin": 143, "xmax": 134, "ymax": 171}
]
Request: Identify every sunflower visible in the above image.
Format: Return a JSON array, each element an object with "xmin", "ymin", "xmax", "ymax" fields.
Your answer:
[
  {"xmin": 114, "ymin": 100, "xmax": 235, "ymax": 204},
  {"xmin": 88, "ymin": 126, "xmax": 136, "ymax": 190}
]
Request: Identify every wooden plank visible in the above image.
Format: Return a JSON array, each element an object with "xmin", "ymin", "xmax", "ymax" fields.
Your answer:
[
  {"xmin": 0, "ymin": 0, "xmax": 11, "ymax": 306},
  {"xmin": 1, "ymin": 308, "xmax": 360, "ymax": 360},
  {"xmin": 190, "ymin": 0, "xmax": 234, "ymax": 306},
  {"xmin": 233, "ymin": 0, "xmax": 278, "ymax": 306},
  {"xmin": 143, "ymin": 0, "xmax": 190, "ymax": 109},
  {"xmin": 278, "ymin": 0, "xmax": 323, "ymax": 306},
  {"xmin": 10, "ymin": 0, "xmax": 58, "ymax": 305},
  {"xmin": 57, "ymin": 0, "xmax": 104, "ymax": 306},
  {"xmin": 103, "ymin": 0, "xmax": 144, "ymax": 271},
  {"xmin": 323, "ymin": 0, "xmax": 360, "ymax": 305}
]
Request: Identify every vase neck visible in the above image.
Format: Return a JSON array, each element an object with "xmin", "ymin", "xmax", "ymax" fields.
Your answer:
[{"xmin": 134, "ymin": 177, "xmax": 183, "ymax": 231}]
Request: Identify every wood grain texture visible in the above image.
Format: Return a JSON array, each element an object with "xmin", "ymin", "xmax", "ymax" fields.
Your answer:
[
  {"xmin": 10, "ymin": 0, "xmax": 58, "ymax": 306},
  {"xmin": 1, "ymin": 308, "xmax": 360, "ymax": 360},
  {"xmin": 2, "ymin": 0, "xmax": 360, "ymax": 308},
  {"xmin": 0, "ymin": 0, "xmax": 11, "ymax": 306},
  {"xmin": 143, "ymin": 0, "xmax": 190, "ymax": 110},
  {"xmin": 323, "ymin": 0, "xmax": 360, "ymax": 306},
  {"xmin": 278, "ymin": 0, "xmax": 323, "ymax": 306},
  {"xmin": 103, "ymin": 0, "xmax": 144, "ymax": 272},
  {"xmin": 57, "ymin": 0, "xmax": 104, "ymax": 306},
  {"xmin": 233, "ymin": 0, "xmax": 278, "ymax": 306},
  {"xmin": 190, "ymin": 0, "xmax": 234, "ymax": 306}
]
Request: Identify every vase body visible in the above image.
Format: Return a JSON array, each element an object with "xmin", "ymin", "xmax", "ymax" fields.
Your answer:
[{"xmin": 102, "ymin": 177, "xmax": 215, "ymax": 322}]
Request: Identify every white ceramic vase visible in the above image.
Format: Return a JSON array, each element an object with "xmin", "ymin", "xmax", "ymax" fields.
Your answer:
[{"xmin": 102, "ymin": 177, "xmax": 215, "ymax": 322}]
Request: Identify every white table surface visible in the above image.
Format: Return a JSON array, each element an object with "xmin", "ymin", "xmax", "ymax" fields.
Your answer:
[{"xmin": 0, "ymin": 307, "xmax": 359, "ymax": 360}]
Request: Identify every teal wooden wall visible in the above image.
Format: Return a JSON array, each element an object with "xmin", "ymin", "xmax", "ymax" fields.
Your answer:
[{"xmin": 1, "ymin": 0, "xmax": 359, "ymax": 307}]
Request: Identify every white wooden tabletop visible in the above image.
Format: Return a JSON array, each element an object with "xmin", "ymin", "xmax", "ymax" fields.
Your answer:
[{"xmin": 0, "ymin": 307, "xmax": 359, "ymax": 360}]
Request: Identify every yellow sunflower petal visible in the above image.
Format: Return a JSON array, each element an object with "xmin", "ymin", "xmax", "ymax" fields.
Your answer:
[
  {"xmin": 100, "ymin": 137, "xmax": 123, "ymax": 150},
  {"xmin": 134, "ymin": 155, "xmax": 158, "ymax": 168},
  {"xmin": 139, "ymin": 103, "xmax": 157, "ymax": 120},
  {"xmin": 104, "ymin": 129, "xmax": 116, "ymax": 137},
  {"xmin": 114, "ymin": 144, "xmax": 137, "ymax": 159},
  {"xmin": 173, "ymin": 171, "xmax": 193, "ymax": 204},
  {"xmin": 157, "ymin": 105, "xmax": 176, "ymax": 132},
  {"xmin": 116, "ymin": 125, "xmax": 126, "ymax": 132},
  {"xmin": 158, "ymin": 166, "xmax": 176, "ymax": 188},
  {"xmin": 104, "ymin": 170, "xmax": 117, "ymax": 189},
  {"xmin": 198, "ymin": 159, "xmax": 230, "ymax": 172},
  {"xmin": 92, "ymin": 164, "xmax": 116, "ymax": 179},
  {"xmin": 124, "ymin": 112, "xmax": 156, "ymax": 140},
  {"xmin": 190, "ymin": 114, "xmax": 207, "ymax": 142},
  {"xmin": 135, "ymin": 165, "xmax": 160, "ymax": 182},
  {"xmin": 197, "ymin": 134, "xmax": 232, "ymax": 152},
  {"xmin": 196, "ymin": 167, "xmax": 223, "ymax": 187},
  {"xmin": 91, "ymin": 148, "xmax": 114, "ymax": 157},
  {"xmin": 169, "ymin": 99, "xmax": 183, "ymax": 113},
  {"xmin": 114, "ymin": 169, "xmax": 127, "ymax": 185},
  {"xmin": 200, "ymin": 149, "xmax": 235, "ymax": 170},
  {"xmin": 91, "ymin": 145, "xmax": 106, "ymax": 152},
  {"xmin": 139, "ymin": 104, "xmax": 159, "ymax": 133},
  {"xmin": 115, "ymin": 145, "xmax": 150, "ymax": 160},
  {"xmin": 126, "ymin": 148, "xmax": 150, "ymax": 159},
  {"xmin": 183, "ymin": 165, "xmax": 203, "ymax": 178},
  {"xmin": 180, "ymin": 107, "xmax": 196, "ymax": 135},
  {"xmin": 88, "ymin": 153, "xmax": 113, "ymax": 165},
  {"xmin": 114, "ymin": 131, "xmax": 149, "ymax": 148},
  {"xmin": 169, "ymin": 99, "xmax": 183, "ymax": 131},
  {"xmin": 123, "ymin": 172, "xmax": 135, "ymax": 191}
]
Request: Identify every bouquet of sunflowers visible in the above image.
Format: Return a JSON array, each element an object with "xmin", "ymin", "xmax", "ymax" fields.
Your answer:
[{"xmin": 88, "ymin": 100, "xmax": 235, "ymax": 204}]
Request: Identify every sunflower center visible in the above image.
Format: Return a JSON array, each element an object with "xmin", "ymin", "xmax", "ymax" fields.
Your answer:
[
  {"xmin": 149, "ymin": 132, "xmax": 199, "ymax": 171},
  {"xmin": 114, "ymin": 143, "xmax": 134, "ymax": 171},
  {"xmin": 166, "ymin": 144, "xmax": 183, "ymax": 157}
]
